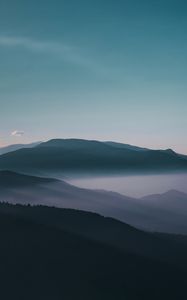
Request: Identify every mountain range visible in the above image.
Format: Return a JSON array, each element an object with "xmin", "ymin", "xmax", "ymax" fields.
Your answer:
[
  {"xmin": 1, "ymin": 170, "xmax": 187, "ymax": 234},
  {"xmin": 0, "ymin": 139, "xmax": 186, "ymax": 176},
  {"xmin": 0, "ymin": 139, "xmax": 187, "ymax": 299}
]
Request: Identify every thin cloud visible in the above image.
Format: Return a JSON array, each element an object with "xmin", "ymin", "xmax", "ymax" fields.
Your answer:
[
  {"xmin": 0, "ymin": 36, "xmax": 71, "ymax": 53},
  {"xmin": 11, "ymin": 130, "xmax": 24, "ymax": 137},
  {"xmin": 0, "ymin": 35, "xmax": 104, "ymax": 74}
]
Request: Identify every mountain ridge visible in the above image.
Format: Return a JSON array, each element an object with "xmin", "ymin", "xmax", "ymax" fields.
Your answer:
[
  {"xmin": 0, "ymin": 138, "xmax": 186, "ymax": 176},
  {"xmin": 0, "ymin": 141, "xmax": 41, "ymax": 155},
  {"xmin": 1, "ymin": 170, "xmax": 187, "ymax": 234}
]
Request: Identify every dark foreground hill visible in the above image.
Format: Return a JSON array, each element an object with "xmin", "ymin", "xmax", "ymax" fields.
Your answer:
[
  {"xmin": 1, "ymin": 171, "xmax": 187, "ymax": 234},
  {"xmin": 0, "ymin": 138, "xmax": 187, "ymax": 176},
  {"xmin": 0, "ymin": 202, "xmax": 187, "ymax": 300}
]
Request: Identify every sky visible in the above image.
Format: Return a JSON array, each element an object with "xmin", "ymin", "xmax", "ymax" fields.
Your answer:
[{"xmin": 0, "ymin": 0, "xmax": 187, "ymax": 153}]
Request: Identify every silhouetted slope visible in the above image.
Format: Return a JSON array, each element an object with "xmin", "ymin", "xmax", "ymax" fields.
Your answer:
[
  {"xmin": 105, "ymin": 141, "xmax": 148, "ymax": 151},
  {"xmin": 0, "ymin": 138, "xmax": 186, "ymax": 175},
  {"xmin": 1, "ymin": 202, "xmax": 187, "ymax": 268},
  {"xmin": 0, "ymin": 203, "xmax": 187, "ymax": 300},
  {"xmin": 0, "ymin": 170, "xmax": 57, "ymax": 187}
]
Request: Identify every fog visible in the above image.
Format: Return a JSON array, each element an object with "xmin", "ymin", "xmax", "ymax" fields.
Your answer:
[
  {"xmin": 68, "ymin": 173, "xmax": 187, "ymax": 197},
  {"xmin": 1, "ymin": 171, "xmax": 187, "ymax": 233}
]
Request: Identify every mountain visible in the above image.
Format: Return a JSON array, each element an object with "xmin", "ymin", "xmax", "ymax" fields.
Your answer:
[
  {"xmin": 0, "ymin": 138, "xmax": 186, "ymax": 176},
  {"xmin": 0, "ymin": 202, "xmax": 187, "ymax": 299},
  {"xmin": 0, "ymin": 141, "xmax": 41, "ymax": 155},
  {"xmin": 141, "ymin": 189, "xmax": 187, "ymax": 212},
  {"xmin": 104, "ymin": 141, "xmax": 149, "ymax": 151},
  {"xmin": 138, "ymin": 190, "xmax": 187, "ymax": 233},
  {"xmin": 2, "ymin": 201, "xmax": 187, "ymax": 265},
  {"xmin": 0, "ymin": 170, "xmax": 56, "ymax": 187},
  {"xmin": 0, "ymin": 170, "xmax": 141, "ymax": 214},
  {"xmin": 1, "ymin": 171, "xmax": 187, "ymax": 234}
]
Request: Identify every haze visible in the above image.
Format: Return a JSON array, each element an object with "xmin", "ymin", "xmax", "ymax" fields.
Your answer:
[{"xmin": 69, "ymin": 173, "xmax": 187, "ymax": 197}]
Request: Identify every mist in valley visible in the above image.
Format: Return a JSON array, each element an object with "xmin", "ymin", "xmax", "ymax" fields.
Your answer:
[{"xmin": 67, "ymin": 173, "xmax": 187, "ymax": 197}]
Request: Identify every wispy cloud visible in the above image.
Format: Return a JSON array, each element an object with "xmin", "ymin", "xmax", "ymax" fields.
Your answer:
[
  {"xmin": 0, "ymin": 35, "xmax": 103, "ymax": 73},
  {"xmin": 0, "ymin": 36, "xmax": 71, "ymax": 53},
  {"xmin": 11, "ymin": 130, "xmax": 24, "ymax": 137}
]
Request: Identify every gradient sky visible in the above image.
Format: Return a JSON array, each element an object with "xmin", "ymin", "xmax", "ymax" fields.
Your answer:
[{"xmin": 0, "ymin": 0, "xmax": 187, "ymax": 153}]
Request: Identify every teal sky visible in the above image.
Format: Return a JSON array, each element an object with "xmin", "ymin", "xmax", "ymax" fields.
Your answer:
[{"xmin": 0, "ymin": 0, "xmax": 187, "ymax": 153}]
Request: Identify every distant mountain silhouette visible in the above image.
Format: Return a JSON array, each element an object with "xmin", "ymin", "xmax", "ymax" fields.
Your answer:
[
  {"xmin": 0, "ymin": 141, "xmax": 41, "ymax": 155},
  {"xmin": 140, "ymin": 190, "xmax": 187, "ymax": 232},
  {"xmin": 1, "ymin": 170, "xmax": 187, "ymax": 234},
  {"xmin": 0, "ymin": 138, "xmax": 186, "ymax": 176},
  {"xmin": 105, "ymin": 141, "xmax": 149, "ymax": 151},
  {"xmin": 0, "ymin": 202, "xmax": 187, "ymax": 300}
]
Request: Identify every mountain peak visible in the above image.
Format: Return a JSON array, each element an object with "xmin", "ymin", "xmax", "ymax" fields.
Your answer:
[{"xmin": 164, "ymin": 149, "xmax": 177, "ymax": 155}]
